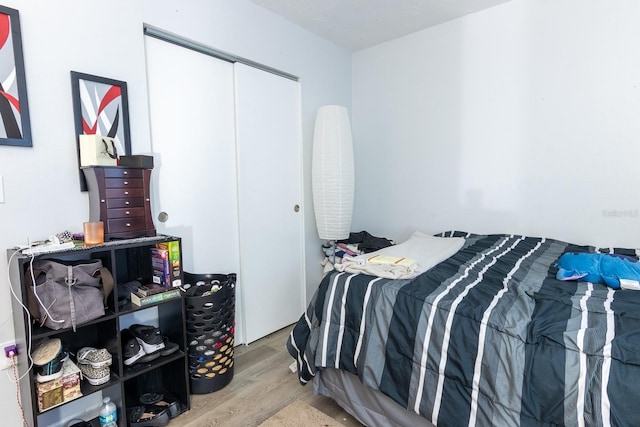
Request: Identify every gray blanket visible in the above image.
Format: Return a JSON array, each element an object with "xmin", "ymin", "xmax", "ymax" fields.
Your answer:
[{"xmin": 287, "ymin": 232, "xmax": 640, "ymax": 426}]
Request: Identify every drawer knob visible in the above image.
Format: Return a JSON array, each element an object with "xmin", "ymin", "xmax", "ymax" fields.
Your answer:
[
  {"xmin": 125, "ymin": 211, "xmax": 130, "ymax": 215},
  {"xmin": 124, "ymin": 191, "xmax": 129, "ymax": 195},
  {"xmin": 125, "ymin": 201, "xmax": 130, "ymax": 205},
  {"xmin": 100, "ymin": 199, "xmax": 105, "ymax": 203},
  {"xmin": 124, "ymin": 171, "xmax": 128, "ymax": 175},
  {"xmin": 126, "ymin": 223, "xmax": 131, "ymax": 227},
  {"xmin": 124, "ymin": 181, "xmax": 129, "ymax": 185}
]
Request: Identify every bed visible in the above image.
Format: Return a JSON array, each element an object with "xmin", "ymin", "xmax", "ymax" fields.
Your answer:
[{"xmin": 286, "ymin": 231, "xmax": 640, "ymax": 426}]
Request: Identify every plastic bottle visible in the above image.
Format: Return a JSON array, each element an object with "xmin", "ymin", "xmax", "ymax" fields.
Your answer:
[{"xmin": 99, "ymin": 397, "xmax": 117, "ymax": 427}]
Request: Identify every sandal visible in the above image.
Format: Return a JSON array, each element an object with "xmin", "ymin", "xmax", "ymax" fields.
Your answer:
[
  {"xmin": 159, "ymin": 337, "xmax": 179, "ymax": 357},
  {"xmin": 126, "ymin": 405, "xmax": 170, "ymax": 427},
  {"xmin": 139, "ymin": 392, "xmax": 183, "ymax": 418}
]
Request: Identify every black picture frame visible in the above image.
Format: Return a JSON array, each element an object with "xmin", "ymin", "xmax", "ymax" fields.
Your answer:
[
  {"xmin": 0, "ymin": 5, "xmax": 31, "ymax": 147},
  {"xmin": 70, "ymin": 71, "xmax": 131, "ymax": 190}
]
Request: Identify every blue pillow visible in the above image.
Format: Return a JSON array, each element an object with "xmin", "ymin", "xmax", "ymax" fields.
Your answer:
[{"xmin": 556, "ymin": 252, "xmax": 640, "ymax": 290}]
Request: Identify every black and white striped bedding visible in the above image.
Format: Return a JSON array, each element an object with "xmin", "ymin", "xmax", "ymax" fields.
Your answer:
[{"xmin": 287, "ymin": 232, "xmax": 640, "ymax": 426}]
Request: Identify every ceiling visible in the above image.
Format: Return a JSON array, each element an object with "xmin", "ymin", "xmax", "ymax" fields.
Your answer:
[{"xmin": 249, "ymin": 0, "xmax": 510, "ymax": 51}]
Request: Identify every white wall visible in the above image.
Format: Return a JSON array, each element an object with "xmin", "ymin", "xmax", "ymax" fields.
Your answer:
[
  {"xmin": 0, "ymin": 1, "xmax": 350, "ymax": 423},
  {"xmin": 352, "ymin": 0, "xmax": 640, "ymax": 248}
]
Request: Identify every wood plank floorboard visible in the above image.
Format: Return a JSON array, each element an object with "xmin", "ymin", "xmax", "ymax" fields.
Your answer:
[{"xmin": 175, "ymin": 325, "xmax": 364, "ymax": 426}]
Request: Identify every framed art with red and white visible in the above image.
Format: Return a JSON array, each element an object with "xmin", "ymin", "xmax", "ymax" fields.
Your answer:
[
  {"xmin": 70, "ymin": 71, "xmax": 131, "ymax": 190},
  {"xmin": 0, "ymin": 5, "xmax": 31, "ymax": 147}
]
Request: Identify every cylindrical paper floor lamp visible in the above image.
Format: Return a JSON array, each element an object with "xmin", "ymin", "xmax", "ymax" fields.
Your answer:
[{"xmin": 312, "ymin": 105, "xmax": 354, "ymax": 241}]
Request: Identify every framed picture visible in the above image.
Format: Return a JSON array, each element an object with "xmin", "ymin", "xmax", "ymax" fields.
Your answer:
[
  {"xmin": 0, "ymin": 5, "xmax": 31, "ymax": 147},
  {"xmin": 70, "ymin": 71, "xmax": 131, "ymax": 190}
]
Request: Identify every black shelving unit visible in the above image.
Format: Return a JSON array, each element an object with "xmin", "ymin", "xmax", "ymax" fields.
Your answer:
[{"xmin": 8, "ymin": 236, "xmax": 190, "ymax": 427}]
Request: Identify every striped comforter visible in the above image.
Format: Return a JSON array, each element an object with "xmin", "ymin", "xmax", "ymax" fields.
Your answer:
[{"xmin": 287, "ymin": 232, "xmax": 640, "ymax": 426}]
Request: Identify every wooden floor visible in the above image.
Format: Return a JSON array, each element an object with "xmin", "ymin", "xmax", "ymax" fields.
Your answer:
[{"xmin": 175, "ymin": 325, "xmax": 364, "ymax": 426}]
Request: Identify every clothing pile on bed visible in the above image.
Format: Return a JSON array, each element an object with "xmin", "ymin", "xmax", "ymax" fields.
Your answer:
[
  {"xmin": 321, "ymin": 231, "xmax": 395, "ymax": 273},
  {"xmin": 322, "ymin": 230, "xmax": 465, "ymax": 280},
  {"xmin": 334, "ymin": 231, "xmax": 464, "ymax": 279}
]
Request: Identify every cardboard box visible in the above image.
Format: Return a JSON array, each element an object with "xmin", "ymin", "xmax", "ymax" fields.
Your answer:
[
  {"xmin": 151, "ymin": 247, "xmax": 171, "ymax": 287},
  {"xmin": 36, "ymin": 359, "xmax": 82, "ymax": 412},
  {"xmin": 118, "ymin": 154, "xmax": 154, "ymax": 169},
  {"xmin": 155, "ymin": 241, "xmax": 182, "ymax": 287}
]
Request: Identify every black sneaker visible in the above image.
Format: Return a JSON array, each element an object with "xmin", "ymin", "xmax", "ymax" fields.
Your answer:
[
  {"xmin": 32, "ymin": 338, "xmax": 68, "ymax": 383},
  {"xmin": 122, "ymin": 329, "xmax": 145, "ymax": 366},
  {"xmin": 130, "ymin": 324, "xmax": 165, "ymax": 354}
]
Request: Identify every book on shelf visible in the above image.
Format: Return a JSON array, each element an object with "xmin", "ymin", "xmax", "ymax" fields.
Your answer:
[
  {"xmin": 130, "ymin": 288, "xmax": 182, "ymax": 307},
  {"xmin": 137, "ymin": 283, "xmax": 168, "ymax": 296}
]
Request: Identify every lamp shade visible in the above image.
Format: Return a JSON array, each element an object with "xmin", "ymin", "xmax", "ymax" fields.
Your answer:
[{"xmin": 312, "ymin": 105, "xmax": 355, "ymax": 240}]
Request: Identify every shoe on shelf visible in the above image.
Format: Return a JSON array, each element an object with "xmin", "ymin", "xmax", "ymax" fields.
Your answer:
[
  {"xmin": 78, "ymin": 364, "xmax": 110, "ymax": 386},
  {"xmin": 130, "ymin": 324, "xmax": 166, "ymax": 354},
  {"xmin": 32, "ymin": 338, "xmax": 68, "ymax": 383},
  {"xmin": 122, "ymin": 329, "xmax": 146, "ymax": 366},
  {"xmin": 124, "ymin": 325, "xmax": 177, "ymax": 366},
  {"xmin": 140, "ymin": 392, "xmax": 184, "ymax": 419},
  {"xmin": 159, "ymin": 337, "xmax": 179, "ymax": 357},
  {"xmin": 127, "ymin": 405, "xmax": 170, "ymax": 427},
  {"xmin": 137, "ymin": 349, "xmax": 161, "ymax": 364},
  {"xmin": 76, "ymin": 347, "xmax": 112, "ymax": 368}
]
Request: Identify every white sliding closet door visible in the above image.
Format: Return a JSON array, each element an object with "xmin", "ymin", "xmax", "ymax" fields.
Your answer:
[
  {"xmin": 144, "ymin": 37, "xmax": 243, "ymax": 337},
  {"xmin": 146, "ymin": 37, "xmax": 304, "ymax": 345},
  {"xmin": 234, "ymin": 63, "xmax": 305, "ymax": 343}
]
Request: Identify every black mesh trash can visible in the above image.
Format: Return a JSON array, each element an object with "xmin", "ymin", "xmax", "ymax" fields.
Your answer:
[{"xmin": 183, "ymin": 272, "xmax": 236, "ymax": 394}]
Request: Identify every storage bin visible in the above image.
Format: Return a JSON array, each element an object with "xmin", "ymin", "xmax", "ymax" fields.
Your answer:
[{"xmin": 183, "ymin": 272, "xmax": 236, "ymax": 394}]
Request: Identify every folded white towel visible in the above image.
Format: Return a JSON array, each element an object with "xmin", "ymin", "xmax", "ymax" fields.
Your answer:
[{"xmin": 334, "ymin": 231, "xmax": 464, "ymax": 279}]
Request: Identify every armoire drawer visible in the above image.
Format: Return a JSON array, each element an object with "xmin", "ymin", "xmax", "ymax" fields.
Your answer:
[
  {"xmin": 107, "ymin": 217, "xmax": 149, "ymax": 233},
  {"xmin": 107, "ymin": 207, "xmax": 146, "ymax": 219},
  {"xmin": 105, "ymin": 177, "xmax": 143, "ymax": 189},
  {"xmin": 106, "ymin": 198, "xmax": 145, "ymax": 209},
  {"xmin": 105, "ymin": 188, "xmax": 146, "ymax": 199},
  {"xmin": 104, "ymin": 168, "xmax": 143, "ymax": 178}
]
